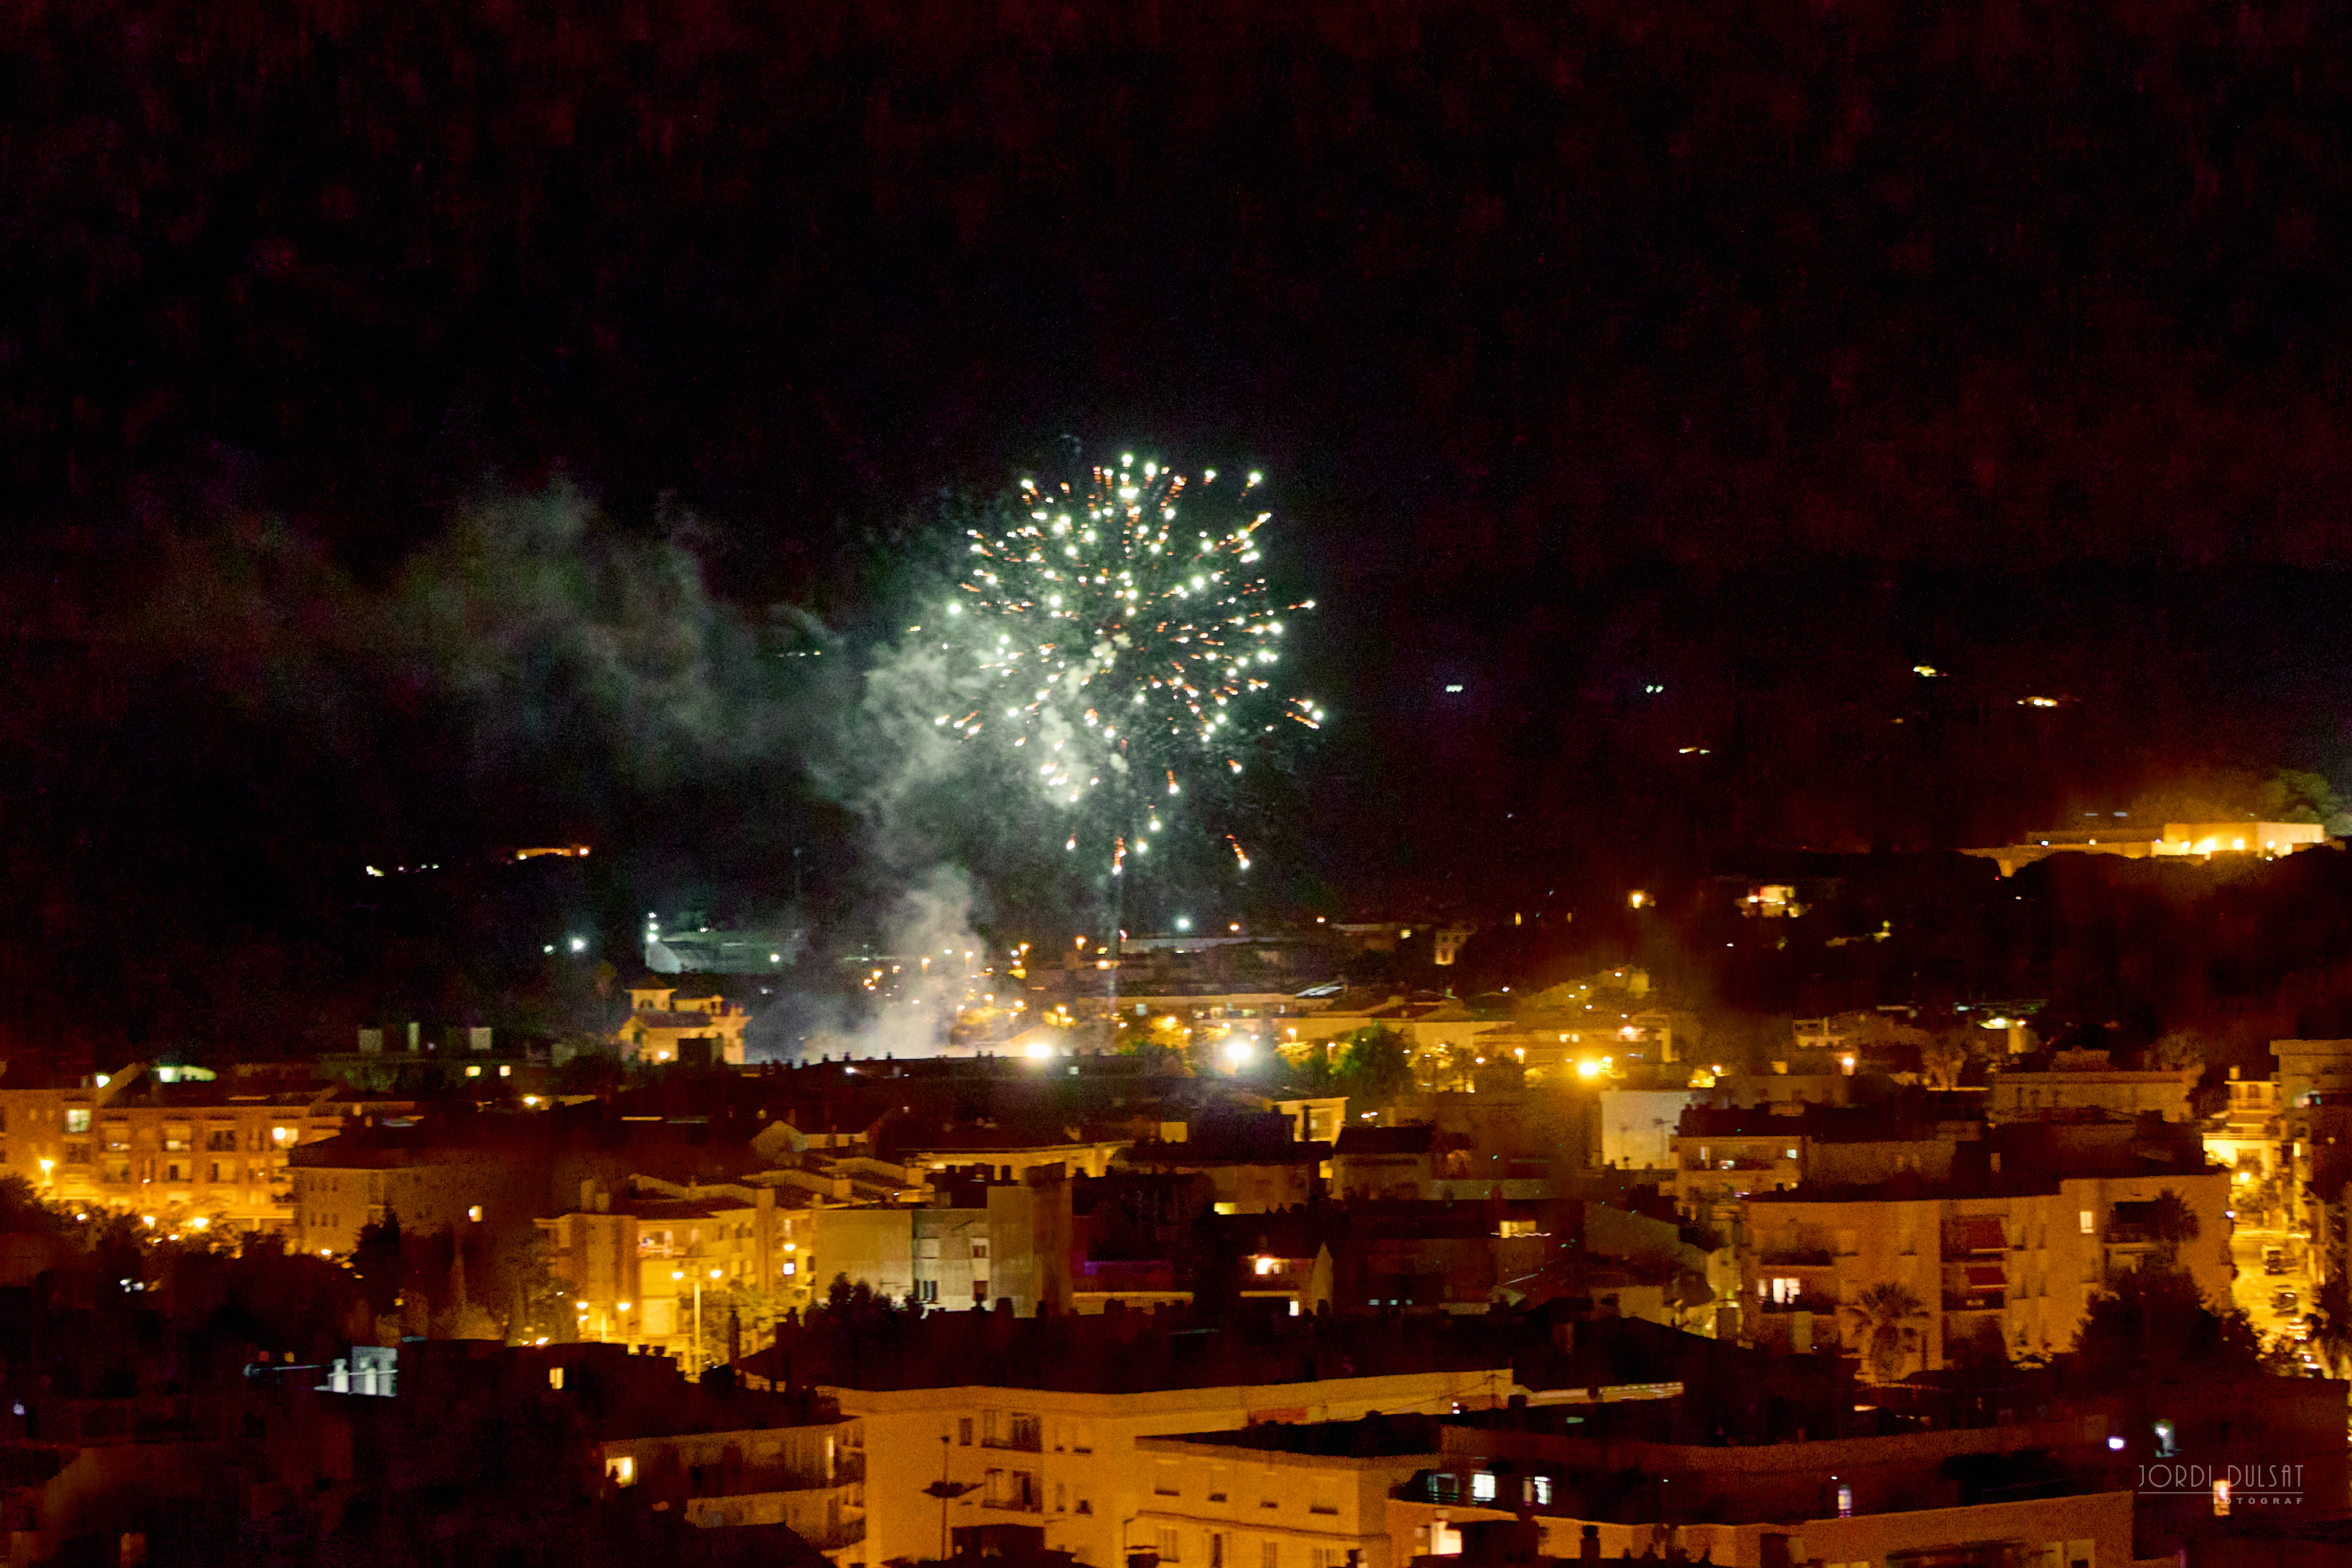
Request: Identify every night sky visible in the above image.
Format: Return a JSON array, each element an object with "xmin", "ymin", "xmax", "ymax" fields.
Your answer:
[{"xmin": 6, "ymin": 1, "xmax": 2352, "ymax": 1054}]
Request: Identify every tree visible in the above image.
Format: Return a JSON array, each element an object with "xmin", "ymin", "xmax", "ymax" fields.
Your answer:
[
  {"xmin": 352, "ymin": 1211, "xmax": 405, "ymax": 1317},
  {"xmin": 0, "ymin": 1175, "xmax": 68, "ymax": 1235},
  {"xmin": 1843, "ymin": 1281, "xmax": 1930, "ymax": 1383},
  {"xmin": 2144, "ymin": 1189, "xmax": 2201, "ymax": 1269},
  {"xmin": 2307, "ymin": 1277, "xmax": 2352, "ymax": 1378},
  {"xmin": 2147, "ymin": 1032, "xmax": 2207, "ymax": 1074},
  {"xmin": 2072, "ymin": 1264, "xmax": 2261, "ymax": 1386},
  {"xmin": 1920, "ymin": 1032, "xmax": 1971, "ymax": 1091},
  {"xmin": 1333, "ymin": 1026, "xmax": 1414, "ymax": 1106}
]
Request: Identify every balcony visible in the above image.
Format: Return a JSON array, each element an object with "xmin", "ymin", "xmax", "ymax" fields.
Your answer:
[
  {"xmin": 803, "ymin": 1516, "xmax": 866, "ymax": 1551},
  {"xmin": 1943, "ymin": 1294, "xmax": 2007, "ymax": 1313},
  {"xmin": 984, "ymin": 1477, "xmax": 1043, "ymax": 1513},
  {"xmin": 1757, "ymin": 1290, "xmax": 1840, "ymax": 1316},
  {"xmin": 1758, "ymin": 1246, "xmax": 1835, "ymax": 1267},
  {"xmin": 980, "ymin": 1417, "xmax": 1042, "ymax": 1452}
]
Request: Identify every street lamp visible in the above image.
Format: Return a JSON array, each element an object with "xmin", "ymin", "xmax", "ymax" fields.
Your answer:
[
  {"xmin": 672, "ymin": 1267, "xmax": 726, "ymax": 1375},
  {"xmin": 926, "ymin": 1433, "xmax": 978, "ymax": 1562}
]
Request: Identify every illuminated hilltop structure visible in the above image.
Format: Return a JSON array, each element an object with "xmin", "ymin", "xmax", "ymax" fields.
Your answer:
[{"xmin": 1960, "ymin": 820, "xmax": 2326, "ymax": 877}]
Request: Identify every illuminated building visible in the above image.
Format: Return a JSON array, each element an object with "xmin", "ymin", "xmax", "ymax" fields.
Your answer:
[
  {"xmin": 1961, "ymin": 820, "xmax": 2327, "ymax": 877},
  {"xmin": 540, "ymin": 1180, "xmax": 796, "ymax": 1360},
  {"xmin": 11, "ymin": 1063, "xmax": 395, "ymax": 1232},
  {"xmin": 733, "ymin": 1313, "xmax": 1515, "ymax": 1568},
  {"xmin": 1985, "ymin": 1052, "xmax": 2198, "ymax": 1122},
  {"xmin": 615, "ymin": 978, "xmax": 752, "ymax": 1065}
]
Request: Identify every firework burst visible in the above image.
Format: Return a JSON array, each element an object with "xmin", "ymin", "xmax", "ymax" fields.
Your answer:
[{"xmin": 921, "ymin": 453, "xmax": 1321, "ymax": 871}]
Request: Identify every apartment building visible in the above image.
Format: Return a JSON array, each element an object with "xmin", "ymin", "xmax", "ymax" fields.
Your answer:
[
  {"xmin": 1668, "ymin": 1105, "xmax": 1961, "ymax": 1247},
  {"xmin": 805, "ymin": 1166, "xmax": 1074, "ymax": 1315},
  {"xmin": 1134, "ymin": 1419, "xmax": 1441, "ymax": 1568},
  {"xmin": 540, "ymin": 1180, "xmax": 798, "ymax": 1358},
  {"xmin": 615, "ymin": 978, "xmax": 752, "ymax": 1066},
  {"xmin": 1986, "ymin": 1057, "xmax": 2198, "ymax": 1122},
  {"xmin": 1738, "ymin": 1167, "xmax": 2231, "ymax": 1369},
  {"xmin": 1119, "ymin": 1121, "xmax": 1331, "ymax": 1215},
  {"xmin": 22, "ymin": 1066, "xmax": 375, "ymax": 1232},
  {"xmin": 293, "ymin": 1137, "xmax": 548, "ymax": 1256},
  {"xmin": 738, "ymin": 1313, "xmax": 1518, "ymax": 1568},
  {"xmin": 843, "ymin": 1369, "xmax": 1505, "ymax": 1568}
]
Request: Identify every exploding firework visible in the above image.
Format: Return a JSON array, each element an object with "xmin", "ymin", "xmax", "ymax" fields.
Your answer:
[{"xmin": 921, "ymin": 454, "xmax": 1321, "ymax": 871}]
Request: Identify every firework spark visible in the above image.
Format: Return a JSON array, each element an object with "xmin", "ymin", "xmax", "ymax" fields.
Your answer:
[{"xmin": 931, "ymin": 454, "xmax": 1316, "ymax": 868}]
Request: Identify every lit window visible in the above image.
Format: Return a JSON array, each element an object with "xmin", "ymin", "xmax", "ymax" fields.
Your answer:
[
  {"xmin": 2080, "ymin": 1210, "xmax": 2096, "ymax": 1235},
  {"xmin": 609, "ymin": 1455, "xmax": 635, "ymax": 1486},
  {"xmin": 549, "ymin": 1367, "xmax": 564, "ymax": 1390},
  {"xmin": 467, "ymin": 1206, "xmax": 483, "ymax": 1223},
  {"xmin": 1471, "ymin": 1472, "xmax": 1497, "ymax": 1503},
  {"xmin": 498, "ymin": 1065, "xmax": 512, "ymax": 1078},
  {"xmin": 465, "ymin": 1066, "xmax": 482, "ymax": 1078},
  {"xmin": 1524, "ymin": 1476, "xmax": 1552, "ymax": 1506}
]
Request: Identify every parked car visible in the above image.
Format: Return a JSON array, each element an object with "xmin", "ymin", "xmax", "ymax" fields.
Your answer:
[
  {"xmin": 2273, "ymin": 1286, "xmax": 2301, "ymax": 1313},
  {"xmin": 2264, "ymin": 1249, "xmax": 2289, "ymax": 1276}
]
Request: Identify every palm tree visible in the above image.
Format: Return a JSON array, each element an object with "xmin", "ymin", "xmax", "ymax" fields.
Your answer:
[
  {"xmin": 1844, "ymin": 1281, "xmax": 1931, "ymax": 1383},
  {"xmin": 2146, "ymin": 1188, "xmax": 2201, "ymax": 1270}
]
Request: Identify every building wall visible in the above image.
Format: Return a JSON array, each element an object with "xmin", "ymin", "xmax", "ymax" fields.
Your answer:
[
  {"xmin": 293, "ymin": 1151, "xmax": 533, "ymax": 1255},
  {"xmin": 1134, "ymin": 1437, "xmax": 1438, "ymax": 1568},
  {"xmin": 539, "ymin": 1191, "xmax": 787, "ymax": 1356},
  {"xmin": 1741, "ymin": 1171, "xmax": 2231, "ymax": 1370},
  {"xmin": 1986, "ymin": 1071, "xmax": 2196, "ymax": 1122},
  {"xmin": 69, "ymin": 1088, "xmax": 345, "ymax": 1231},
  {"xmin": 1268, "ymin": 1098, "xmax": 1349, "ymax": 1145},
  {"xmin": 602, "ymin": 1419, "xmax": 866, "ymax": 1558},
  {"xmin": 902, "ymin": 1144, "xmax": 1129, "ymax": 1180},
  {"xmin": 986, "ymin": 1181, "xmax": 1073, "ymax": 1315},
  {"xmin": 1597, "ymin": 1091, "xmax": 1693, "ymax": 1171},
  {"xmin": 2274, "ymin": 1039, "xmax": 2352, "ymax": 1109},
  {"xmin": 838, "ymin": 1370, "xmax": 1514, "ymax": 1568},
  {"xmin": 0, "ymin": 1086, "xmax": 95, "ymax": 1197},
  {"xmin": 1388, "ymin": 1487, "xmax": 2131, "ymax": 1567},
  {"xmin": 810, "ymin": 1207, "xmax": 918, "ymax": 1304}
]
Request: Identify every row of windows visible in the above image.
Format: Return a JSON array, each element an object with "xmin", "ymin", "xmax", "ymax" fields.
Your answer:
[
  {"xmin": 1154, "ymin": 1468, "xmax": 1340, "ymax": 1514},
  {"xmin": 1427, "ymin": 1472, "xmax": 1550, "ymax": 1507},
  {"xmin": 1155, "ymin": 1531, "xmax": 1349, "ymax": 1568},
  {"xmin": 954, "ymin": 1414, "xmax": 1090, "ymax": 1452}
]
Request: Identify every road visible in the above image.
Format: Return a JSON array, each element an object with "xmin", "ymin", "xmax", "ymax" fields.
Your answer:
[{"xmin": 2230, "ymin": 1224, "xmax": 2314, "ymax": 1358}]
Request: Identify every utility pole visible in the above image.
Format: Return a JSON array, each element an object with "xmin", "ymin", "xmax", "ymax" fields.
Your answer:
[{"xmin": 923, "ymin": 1433, "xmax": 977, "ymax": 1564}]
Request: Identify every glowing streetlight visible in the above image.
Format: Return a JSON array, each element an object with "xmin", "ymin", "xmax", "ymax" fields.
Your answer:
[{"xmin": 672, "ymin": 1267, "xmax": 724, "ymax": 1375}]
